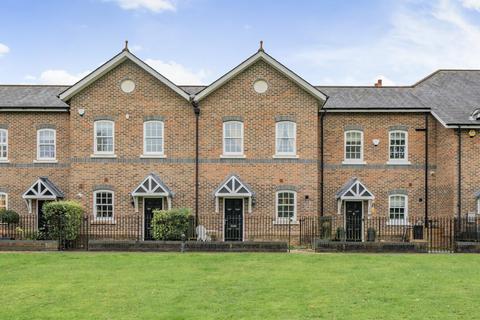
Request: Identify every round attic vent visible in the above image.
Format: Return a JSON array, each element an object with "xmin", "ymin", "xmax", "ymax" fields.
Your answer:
[
  {"xmin": 120, "ymin": 79, "xmax": 135, "ymax": 93},
  {"xmin": 253, "ymin": 80, "xmax": 268, "ymax": 94}
]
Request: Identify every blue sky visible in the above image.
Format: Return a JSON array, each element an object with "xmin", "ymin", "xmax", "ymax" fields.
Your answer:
[{"xmin": 1, "ymin": 0, "xmax": 480, "ymax": 86}]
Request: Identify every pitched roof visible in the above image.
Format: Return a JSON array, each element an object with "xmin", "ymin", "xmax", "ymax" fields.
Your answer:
[
  {"xmin": 22, "ymin": 177, "xmax": 64, "ymax": 199},
  {"xmin": 0, "ymin": 85, "xmax": 69, "ymax": 110},
  {"xmin": 59, "ymin": 49, "xmax": 190, "ymax": 101},
  {"xmin": 131, "ymin": 173, "xmax": 174, "ymax": 197},
  {"xmin": 193, "ymin": 49, "xmax": 327, "ymax": 102}
]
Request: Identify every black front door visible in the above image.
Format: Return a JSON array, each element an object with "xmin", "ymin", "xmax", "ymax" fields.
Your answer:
[
  {"xmin": 345, "ymin": 201, "xmax": 363, "ymax": 241},
  {"xmin": 144, "ymin": 198, "xmax": 163, "ymax": 240},
  {"xmin": 224, "ymin": 199, "xmax": 243, "ymax": 241},
  {"xmin": 37, "ymin": 200, "xmax": 50, "ymax": 231}
]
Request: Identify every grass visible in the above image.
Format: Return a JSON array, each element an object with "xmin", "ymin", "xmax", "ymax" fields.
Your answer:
[{"xmin": 1, "ymin": 253, "xmax": 479, "ymax": 319}]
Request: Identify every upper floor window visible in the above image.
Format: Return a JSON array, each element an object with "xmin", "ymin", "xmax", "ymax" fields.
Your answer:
[
  {"xmin": 276, "ymin": 191, "xmax": 297, "ymax": 223},
  {"xmin": 275, "ymin": 121, "xmax": 296, "ymax": 156},
  {"xmin": 389, "ymin": 130, "xmax": 408, "ymax": 163},
  {"xmin": 223, "ymin": 121, "xmax": 244, "ymax": 156},
  {"xmin": 143, "ymin": 121, "xmax": 164, "ymax": 156},
  {"xmin": 0, "ymin": 192, "xmax": 7, "ymax": 211},
  {"xmin": 344, "ymin": 130, "xmax": 363, "ymax": 163},
  {"xmin": 389, "ymin": 195, "xmax": 408, "ymax": 224},
  {"xmin": 37, "ymin": 129, "xmax": 56, "ymax": 161},
  {"xmin": 94, "ymin": 121, "xmax": 114, "ymax": 155},
  {"xmin": 0, "ymin": 129, "xmax": 7, "ymax": 160},
  {"xmin": 93, "ymin": 190, "xmax": 114, "ymax": 220}
]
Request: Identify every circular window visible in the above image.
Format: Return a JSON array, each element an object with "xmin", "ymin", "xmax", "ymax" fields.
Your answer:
[
  {"xmin": 253, "ymin": 80, "xmax": 268, "ymax": 93},
  {"xmin": 120, "ymin": 79, "xmax": 135, "ymax": 93}
]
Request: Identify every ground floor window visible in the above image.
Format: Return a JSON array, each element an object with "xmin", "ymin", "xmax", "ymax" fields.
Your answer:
[
  {"xmin": 94, "ymin": 191, "xmax": 114, "ymax": 220},
  {"xmin": 0, "ymin": 193, "xmax": 7, "ymax": 210},
  {"xmin": 389, "ymin": 195, "xmax": 407, "ymax": 224},
  {"xmin": 276, "ymin": 191, "xmax": 296, "ymax": 222}
]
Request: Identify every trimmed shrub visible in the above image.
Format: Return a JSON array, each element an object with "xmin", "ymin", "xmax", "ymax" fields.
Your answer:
[
  {"xmin": 0, "ymin": 209, "xmax": 20, "ymax": 224},
  {"xmin": 336, "ymin": 227, "xmax": 346, "ymax": 241},
  {"xmin": 43, "ymin": 201, "xmax": 84, "ymax": 241},
  {"xmin": 151, "ymin": 208, "xmax": 192, "ymax": 241}
]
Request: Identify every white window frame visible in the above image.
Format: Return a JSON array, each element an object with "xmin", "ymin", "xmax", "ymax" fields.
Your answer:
[
  {"xmin": 93, "ymin": 190, "xmax": 114, "ymax": 221},
  {"xmin": 388, "ymin": 194, "xmax": 408, "ymax": 225},
  {"xmin": 275, "ymin": 190, "xmax": 297, "ymax": 224},
  {"xmin": 477, "ymin": 198, "xmax": 480, "ymax": 215},
  {"xmin": 222, "ymin": 121, "xmax": 244, "ymax": 157},
  {"xmin": 93, "ymin": 120, "xmax": 115, "ymax": 156},
  {"xmin": 142, "ymin": 121, "xmax": 165, "ymax": 157},
  {"xmin": 0, "ymin": 129, "xmax": 7, "ymax": 161},
  {"xmin": 387, "ymin": 130, "xmax": 410, "ymax": 165},
  {"xmin": 0, "ymin": 192, "xmax": 7, "ymax": 211},
  {"xmin": 343, "ymin": 130, "xmax": 365, "ymax": 164},
  {"xmin": 36, "ymin": 129, "xmax": 56, "ymax": 161},
  {"xmin": 274, "ymin": 121, "xmax": 297, "ymax": 157}
]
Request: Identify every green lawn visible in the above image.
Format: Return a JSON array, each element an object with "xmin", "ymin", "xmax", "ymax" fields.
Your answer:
[{"xmin": 1, "ymin": 253, "xmax": 479, "ymax": 319}]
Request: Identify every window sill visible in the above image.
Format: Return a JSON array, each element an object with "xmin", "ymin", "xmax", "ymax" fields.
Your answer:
[
  {"xmin": 386, "ymin": 160, "xmax": 411, "ymax": 166},
  {"xmin": 0, "ymin": 159, "xmax": 10, "ymax": 163},
  {"xmin": 90, "ymin": 154, "xmax": 117, "ymax": 158},
  {"xmin": 140, "ymin": 154, "xmax": 166, "ymax": 159},
  {"xmin": 273, "ymin": 220, "xmax": 299, "ymax": 225},
  {"xmin": 386, "ymin": 221, "xmax": 410, "ymax": 226},
  {"xmin": 342, "ymin": 160, "xmax": 366, "ymax": 165},
  {"xmin": 220, "ymin": 154, "xmax": 246, "ymax": 159},
  {"xmin": 33, "ymin": 159, "xmax": 58, "ymax": 163},
  {"xmin": 273, "ymin": 154, "xmax": 299, "ymax": 159},
  {"xmin": 91, "ymin": 220, "xmax": 116, "ymax": 225}
]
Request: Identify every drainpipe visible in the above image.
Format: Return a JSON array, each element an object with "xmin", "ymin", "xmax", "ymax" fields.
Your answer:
[
  {"xmin": 192, "ymin": 99, "xmax": 200, "ymax": 224},
  {"xmin": 457, "ymin": 126, "xmax": 462, "ymax": 220},
  {"xmin": 319, "ymin": 97, "xmax": 329, "ymax": 217},
  {"xmin": 424, "ymin": 113, "xmax": 429, "ymax": 225}
]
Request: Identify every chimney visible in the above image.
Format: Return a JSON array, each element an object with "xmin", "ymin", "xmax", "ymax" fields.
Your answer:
[{"xmin": 374, "ymin": 79, "xmax": 382, "ymax": 87}]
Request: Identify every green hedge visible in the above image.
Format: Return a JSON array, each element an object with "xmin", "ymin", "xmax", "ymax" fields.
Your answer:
[
  {"xmin": 0, "ymin": 209, "xmax": 20, "ymax": 224},
  {"xmin": 43, "ymin": 201, "xmax": 84, "ymax": 241},
  {"xmin": 151, "ymin": 208, "xmax": 192, "ymax": 241}
]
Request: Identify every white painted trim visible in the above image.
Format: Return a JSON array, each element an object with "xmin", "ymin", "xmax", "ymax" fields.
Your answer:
[
  {"xmin": 321, "ymin": 109, "xmax": 430, "ymax": 113},
  {"xmin": 388, "ymin": 130, "xmax": 409, "ymax": 162},
  {"xmin": 275, "ymin": 190, "xmax": 297, "ymax": 223},
  {"xmin": 477, "ymin": 198, "xmax": 480, "ymax": 215},
  {"xmin": 222, "ymin": 121, "xmax": 244, "ymax": 157},
  {"xmin": 0, "ymin": 129, "xmax": 8, "ymax": 161},
  {"xmin": 140, "ymin": 154, "xmax": 167, "ymax": 159},
  {"xmin": 0, "ymin": 108, "xmax": 69, "ymax": 112},
  {"xmin": 275, "ymin": 121, "xmax": 296, "ymax": 157},
  {"xmin": 93, "ymin": 120, "xmax": 115, "ymax": 156},
  {"xmin": 344, "ymin": 130, "xmax": 364, "ymax": 163},
  {"xmin": 143, "ymin": 120, "xmax": 165, "ymax": 157},
  {"xmin": 37, "ymin": 128, "xmax": 56, "ymax": 161},
  {"xmin": 93, "ymin": 190, "xmax": 115, "ymax": 222},
  {"xmin": 0, "ymin": 192, "xmax": 7, "ymax": 210},
  {"xmin": 194, "ymin": 51, "xmax": 327, "ymax": 102},
  {"xmin": 90, "ymin": 154, "xmax": 117, "ymax": 159},
  {"xmin": 59, "ymin": 50, "xmax": 190, "ymax": 101},
  {"xmin": 222, "ymin": 197, "xmax": 245, "ymax": 242},
  {"xmin": 388, "ymin": 194, "xmax": 409, "ymax": 225}
]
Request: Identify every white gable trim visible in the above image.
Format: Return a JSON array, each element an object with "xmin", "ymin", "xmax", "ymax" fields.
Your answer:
[
  {"xmin": 193, "ymin": 50, "xmax": 327, "ymax": 102},
  {"xmin": 59, "ymin": 50, "xmax": 190, "ymax": 101}
]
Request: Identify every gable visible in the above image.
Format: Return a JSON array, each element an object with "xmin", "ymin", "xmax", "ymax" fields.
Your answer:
[{"xmin": 59, "ymin": 50, "xmax": 190, "ymax": 102}]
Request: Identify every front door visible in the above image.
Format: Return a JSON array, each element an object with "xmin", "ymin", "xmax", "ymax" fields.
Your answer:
[
  {"xmin": 345, "ymin": 201, "xmax": 363, "ymax": 241},
  {"xmin": 37, "ymin": 200, "xmax": 50, "ymax": 231},
  {"xmin": 224, "ymin": 199, "xmax": 243, "ymax": 241},
  {"xmin": 144, "ymin": 198, "xmax": 163, "ymax": 240}
]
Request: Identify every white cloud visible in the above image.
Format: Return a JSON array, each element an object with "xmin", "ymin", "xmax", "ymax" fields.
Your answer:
[
  {"xmin": 38, "ymin": 69, "xmax": 90, "ymax": 85},
  {"xmin": 296, "ymin": 0, "xmax": 480, "ymax": 85},
  {"xmin": 0, "ymin": 43, "xmax": 10, "ymax": 57},
  {"xmin": 104, "ymin": 0, "xmax": 175, "ymax": 12},
  {"xmin": 145, "ymin": 58, "xmax": 208, "ymax": 84},
  {"xmin": 461, "ymin": 0, "xmax": 480, "ymax": 11}
]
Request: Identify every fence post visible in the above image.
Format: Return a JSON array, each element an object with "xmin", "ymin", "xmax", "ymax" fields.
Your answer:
[{"xmin": 288, "ymin": 217, "xmax": 291, "ymax": 252}]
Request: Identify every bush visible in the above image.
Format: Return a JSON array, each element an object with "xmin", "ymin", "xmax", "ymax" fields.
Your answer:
[
  {"xmin": 320, "ymin": 217, "xmax": 332, "ymax": 240},
  {"xmin": 0, "ymin": 209, "xmax": 20, "ymax": 224},
  {"xmin": 43, "ymin": 201, "xmax": 84, "ymax": 241},
  {"xmin": 336, "ymin": 227, "xmax": 346, "ymax": 241},
  {"xmin": 151, "ymin": 208, "xmax": 192, "ymax": 241}
]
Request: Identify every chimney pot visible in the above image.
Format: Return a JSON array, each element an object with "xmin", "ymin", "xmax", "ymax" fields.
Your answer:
[{"xmin": 375, "ymin": 79, "xmax": 383, "ymax": 87}]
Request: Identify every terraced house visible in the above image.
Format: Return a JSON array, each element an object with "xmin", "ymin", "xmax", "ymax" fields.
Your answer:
[{"xmin": 1, "ymin": 43, "xmax": 479, "ymax": 243}]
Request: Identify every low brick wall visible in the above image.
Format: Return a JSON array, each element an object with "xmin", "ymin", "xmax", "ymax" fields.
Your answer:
[
  {"xmin": 455, "ymin": 242, "xmax": 480, "ymax": 253},
  {"xmin": 315, "ymin": 240, "xmax": 428, "ymax": 253},
  {"xmin": 0, "ymin": 240, "xmax": 59, "ymax": 251},
  {"xmin": 88, "ymin": 240, "xmax": 288, "ymax": 252}
]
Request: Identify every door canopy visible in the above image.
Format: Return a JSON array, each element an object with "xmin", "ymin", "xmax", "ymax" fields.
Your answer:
[
  {"xmin": 336, "ymin": 178, "xmax": 374, "ymax": 216},
  {"xmin": 131, "ymin": 173, "xmax": 173, "ymax": 212},
  {"xmin": 22, "ymin": 177, "xmax": 64, "ymax": 213},
  {"xmin": 214, "ymin": 175, "xmax": 254, "ymax": 213}
]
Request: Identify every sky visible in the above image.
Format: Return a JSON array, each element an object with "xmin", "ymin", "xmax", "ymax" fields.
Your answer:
[{"xmin": 1, "ymin": 0, "xmax": 480, "ymax": 86}]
